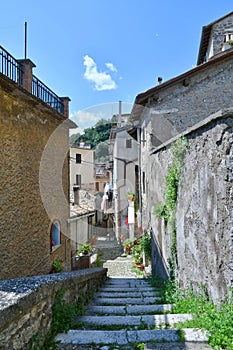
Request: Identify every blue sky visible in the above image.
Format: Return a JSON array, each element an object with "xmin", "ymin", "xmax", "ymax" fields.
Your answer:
[{"xmin": 1, "ymin": 1, "xmax": 233, "ymax": 132}]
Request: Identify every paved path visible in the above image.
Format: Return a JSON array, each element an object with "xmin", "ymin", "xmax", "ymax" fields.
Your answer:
[
  {"xmin": 55, "ymin": 252, "xmax": 213, "ymax": 349},
  {"xmin": 103, "ymin": 254, "xmax": 140, "ymax": 278}
]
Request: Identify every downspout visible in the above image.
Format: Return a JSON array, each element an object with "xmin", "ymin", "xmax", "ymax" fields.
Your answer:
[{"xmin": 137, "ymin": 126, "xmax": 142, "ymax": 229}]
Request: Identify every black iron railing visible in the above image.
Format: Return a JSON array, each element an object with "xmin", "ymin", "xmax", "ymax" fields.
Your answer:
[
  {"xmin": 0, "ymin": 45, "xmax": 23, "ymax": 85},
  {"xmin": 0, "ymin": 45, "xmax": 64, "ymax": 115},
  {"xmin": 32, "ymin": 75, "xmax": 64, "ymax": 114}
]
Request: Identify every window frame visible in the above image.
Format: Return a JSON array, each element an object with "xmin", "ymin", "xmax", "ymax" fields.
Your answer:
[
  {"xmin": 50, "ymin": 220, "xmax": 61, "ymax": 253},
  {"xmin": 126, "ymin": 139, "xmax": 132, "ymax": 148},
  {"xmin": 76, "ymin": 153, "xmax": 81, "ymax": 163}
]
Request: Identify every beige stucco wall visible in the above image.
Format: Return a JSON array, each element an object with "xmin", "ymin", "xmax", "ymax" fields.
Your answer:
[
  {"xmin": 0, "ymin": 76, "xmax": 71, "ymax": 279},
  {"xmin": 70, "ymin": 147, "xmax": 95, "ymax": 190}
]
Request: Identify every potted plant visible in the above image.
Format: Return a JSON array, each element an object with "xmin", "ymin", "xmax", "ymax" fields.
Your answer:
[
  {"xmin": 127, "ymin": 191, "xmax": 135, "ymax": 202},
  {"xmin": 123, "ymin": 238, "xmax": 132, "ymax": 254},
  {"xmin": 78, "ymin": 243, "xmax": 93, "ymax": 256}
]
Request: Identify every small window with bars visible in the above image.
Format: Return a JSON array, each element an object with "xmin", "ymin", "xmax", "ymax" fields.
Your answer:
[
  {"xmin": 76, "ymin": 174, "xmax": 81, "ymax": 186},
  {"xmin": 126, "ymin": 139, "xmax": 132, "ymax": 148}
]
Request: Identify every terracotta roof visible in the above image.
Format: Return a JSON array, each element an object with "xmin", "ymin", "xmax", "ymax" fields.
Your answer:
[{"xmin": 197, "ymin": 11, "xmax": 233, "ymax": 65}]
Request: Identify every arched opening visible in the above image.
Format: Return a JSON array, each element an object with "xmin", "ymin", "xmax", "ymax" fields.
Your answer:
[{"xmin": 51, "ymin": 220, "xmax": 61, "ymax": 252}]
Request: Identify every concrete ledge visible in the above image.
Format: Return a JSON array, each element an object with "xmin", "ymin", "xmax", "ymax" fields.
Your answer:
[
  {"xmin": 0, "ymin": 268, "xmax": 107, "ymax": 350},
  {"xmin": 151, "ymin": 108, "xmax": 233, "ymax": 155}
]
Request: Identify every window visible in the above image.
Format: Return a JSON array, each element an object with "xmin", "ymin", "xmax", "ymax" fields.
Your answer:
[
  {"xmin": 51, "ymin": 220, "xmax": 61, "ymax": 252},
  {"xmin": 142, "ymin": 128, "xmax": 146, "ymax": 147},
  {"xmin": 142, "ymin": 172, "xmax": 146, "ymax": 194},
  {"xmin": 224, "ymin": 33, "xmax": 233, "ymax": 43},
  {"xmin": 76, "ymin": 153, "xmax": 81, "ymax": 163},
  {"xmin": 95, "ymin": 182, "xmax": 99, "ymax": 191},
  {"xmin": 126, "ymin": 139, "xmax": 132, "ymax": 148},
  {"xmin": 76, "ymin": 174, "xmax": 81, "ymax": 186},
  {"xmin": 88, "ymin": 216, "xmax": 93, "ymax": 239}
]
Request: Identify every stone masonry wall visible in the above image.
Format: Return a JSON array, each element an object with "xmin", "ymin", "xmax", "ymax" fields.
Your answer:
[
  {"xmin": 176, "ymin": 114, "xmax": 233, "ymax": 302},
  {"xmin": 0, "ymin": 268, "xmax": 107, "ymax": 350},
  {"xmin": 208, "ymin": 13, "xmax": 233, "ymax": 58},
  {"xmin": 0, "ymin": 75, "xmax": 70, "ymax": 279},
  {"xmin": 147, "ymin": 54, "xmax": 233, "ymax": 138},
  {"xmin": 148, "ymin": 111, "xmax": 233, "ymax": 303}
]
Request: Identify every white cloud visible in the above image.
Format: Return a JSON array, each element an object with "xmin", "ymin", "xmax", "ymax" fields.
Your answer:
[
  {"xmin": 70, "ymin": 109, "xmax": 104, "ymax": 134},
  {"xmin": 83, "ymin": 55, "xmax": 117, "ymax": 91},
  {"xmin": 105, "ymin": 62, "xmax": 117, "ymax": 72}
]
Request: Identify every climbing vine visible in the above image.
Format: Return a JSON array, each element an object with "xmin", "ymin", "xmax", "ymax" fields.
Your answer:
[{"xmin": 153, "ymin": 136, "xmax": 189, "ymax": 278}]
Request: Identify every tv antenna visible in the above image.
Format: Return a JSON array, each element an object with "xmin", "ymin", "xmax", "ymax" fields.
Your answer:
[{"xmin": 24, "ymin": 21, "xmax": 27, "ymax": 59}]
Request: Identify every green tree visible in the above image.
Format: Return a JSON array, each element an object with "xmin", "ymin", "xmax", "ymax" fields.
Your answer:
[
  {"xmin": 69, "ymin": 116, "xmax": 117, "ymax": 148},
  {"xmin": 95, "ymin": 141, "xmax": 109, "ymax": 162},
  {"xmin": 70, "ymin": 132, "xmax": 81, "ymax": 145}
]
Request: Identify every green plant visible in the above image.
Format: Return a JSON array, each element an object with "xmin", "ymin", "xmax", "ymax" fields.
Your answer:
[
  {"xmin": 78, "ymin": 243, "xmax": 93, "ymax": 255},
  {"xmin": 134, "ymin": 343, "xmax": 145, "ymax": 350},
  {"xmin": 153, "ymin": 136, "xmax": 188, "ymax": 279},
  {"xmin": 96, "ymin": 251, "xmax": 103, "ymax": 267},
  {"xmin": 153, "ymin": 202, "xmax": 169, "ymax": 221},
  {"xmin": 228, "ymin": 39, "xmax": 233, "ymax": 46},
  {"xmin": 149, "ymin": 276, "xmax": 233, "ymax": 350},
  {"xmin": 51, "ymin": 260, "xmax": 64, "ymax": 273},
  {"xmin": 131, "ymin": 243, "xmax": 143, "ymax": 264},
  {"xmin": 29, "ymin": 288, "xmax": 87, "ymax": 349},
  {"xmin": 141, "ymin": 232, "xmax": 151, "ymax": 262},
  {"xmin": 123, "ymin": 238, "xmax": 133, "ymax": 247}
]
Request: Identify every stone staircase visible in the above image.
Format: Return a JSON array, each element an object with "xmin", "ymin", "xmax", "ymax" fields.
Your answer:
[{"xmin": 56, "ymin": 256, "xmax": 212, "ymax": 350}]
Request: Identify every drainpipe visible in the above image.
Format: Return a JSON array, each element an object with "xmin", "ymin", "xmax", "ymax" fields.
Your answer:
[
  {"xmin": 113, "ymin": 147, "xmax": 121, "ymax": 242},
  {"xmin": 137, "ymin": 126, "xmax": 142, "ymax": 229}
]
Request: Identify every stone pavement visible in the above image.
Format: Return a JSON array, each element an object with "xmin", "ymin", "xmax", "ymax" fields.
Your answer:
[
  {"xmin": 55, "ymin": 252, "xmax": 213, "ymax": 350},
  {"xmin": 103, "ymin": 254, "xmax": 140, "ymax": 278}
]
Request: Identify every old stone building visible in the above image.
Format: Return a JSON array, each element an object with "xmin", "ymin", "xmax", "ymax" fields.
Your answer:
[
  {"xmin": 0, "ymin": 46, "xmax": 75, "ymax": 279},
  {"xmin": 130, "ymin": 12, "xmax": 233, "ymax": 302}
]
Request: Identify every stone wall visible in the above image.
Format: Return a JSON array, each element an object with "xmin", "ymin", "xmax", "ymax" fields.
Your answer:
[
  {"xmin": 176, "ymin": 112, "xmax": 233, "ymax": 302},
  {"xmin": 145, "ymin": 53, "xmax": 233, "ymax": 140},
  {"xmin": 0, "ymin": 74, "xmax": 71, "ymax": 279},
  {"xmin": 148, "ymin": 110, "xmax": 233, "ymax": 303},
  {"xmin": 207, "ymin": 13, "xmax": 233, "ymax": 59},
  {"xmin": 0, "ymin": 268, "xmax": 107, "ymax": 350}
]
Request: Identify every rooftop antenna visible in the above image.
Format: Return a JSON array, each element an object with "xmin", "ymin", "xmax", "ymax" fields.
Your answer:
[
  {"xmin": 24, "ymin": 21, "xmax": 27, "ymax": 59},
  {"xmin": 118, "ymin": 100, "xmax": 122, "ymax": 127}
]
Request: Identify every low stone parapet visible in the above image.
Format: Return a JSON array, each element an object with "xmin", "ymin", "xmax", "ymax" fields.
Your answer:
[{"xmin": 0, "ymin": 267, "xmax": 107, "ymax": 350}]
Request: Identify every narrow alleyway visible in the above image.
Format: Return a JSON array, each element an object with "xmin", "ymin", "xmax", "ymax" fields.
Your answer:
[{"xmin": 55, "ymin": 253, "xmax": 213, "ymax": 350}]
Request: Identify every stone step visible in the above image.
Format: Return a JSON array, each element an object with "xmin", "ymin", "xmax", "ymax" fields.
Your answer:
[
  {"xmin": 100, "ymin": 286, "xmax": 157, "ymax": 292},
  {"xmin": 105, "ymin": 277, "xmax": 149, "ymax": 285},
  {"xmin": 143, "ymin": 343, "xmax": 213, "ymax": 349},
  {"xmin": 95, "ymin": 291, "xmax": 158, "ymax": 298},
  {"xmin": 56, "ymin": 328, "xmax": 209, "ymax": 347},
  {"xmin": 91, "ymin": 296, "xmax": 161, "ymax": 305},
  {"xmin": 85, "ymin": 303, "xmax": 173, "ymax": 315},
  {"xmin": 78, "ymin": 313, "xmax": 194, "ymax": 327}
]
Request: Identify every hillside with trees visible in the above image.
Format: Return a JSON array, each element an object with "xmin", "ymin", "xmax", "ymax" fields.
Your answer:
[{"xmin": 70, "ymin": 116, "xmax": 117, "ymax": 162}]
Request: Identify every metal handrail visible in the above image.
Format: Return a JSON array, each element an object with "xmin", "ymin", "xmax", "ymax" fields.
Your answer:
[
  {"xmin": 32, "ymin": 75, "xmax": 64, "ymax": 114},
  {"xmin": 0, "ymin": 45, "xmax": 64, "ymax": 115},
  {"xmin": 0, "ymin": 45, "xmax": 23, "ymax": 85}
]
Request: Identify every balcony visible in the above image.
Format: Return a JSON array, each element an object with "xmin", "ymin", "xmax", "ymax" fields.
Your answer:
[{"xmin": 0, "ymin": 45, "xmax": 65, "ymax": 115}]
